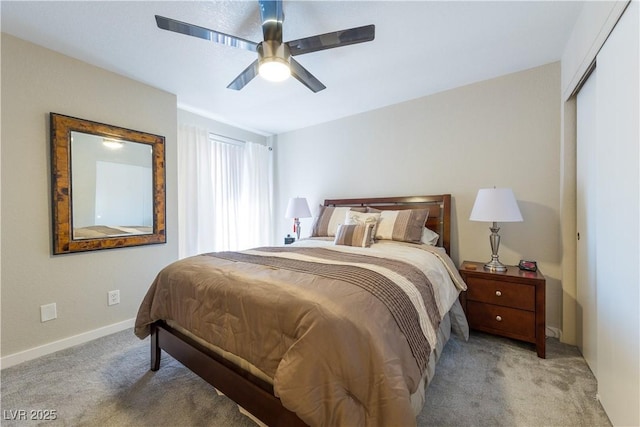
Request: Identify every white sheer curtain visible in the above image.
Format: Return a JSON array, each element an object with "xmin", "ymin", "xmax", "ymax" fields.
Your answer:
[
  {"xmin": 239, "ymin": 140, "xmax": 273, "ymax": 248},
  {"xmin": 178, "ymin": 124, "xmax": 272, "ymax": 258}
]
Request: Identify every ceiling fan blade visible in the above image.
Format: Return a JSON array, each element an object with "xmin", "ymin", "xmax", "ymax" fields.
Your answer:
[
  {"xmin": 290, "ymin": 58, "xmax": 326, "ymax": 93},
  {"xmin": 227, "ymin": 60, "xmax": 260, "ymax": 91},
  {"xmin": 155, "ymin": 15, "xmax": 258, "ymax": 52},
  {"xmin": 258, "ymin": 0, "xmax": 284, "ymax": 43},
  {"xmin": 287, "ymin": 24, "xmax": 375, "ymax": 56}
]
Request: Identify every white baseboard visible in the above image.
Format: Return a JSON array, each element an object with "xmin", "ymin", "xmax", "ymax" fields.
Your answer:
[
  {"xmin": 0, "ymin": 318, "xmax": 135, "ymax": 370},
  {"xmin": 546, "ymin": 326, "xmax": 562, "ymax": 339}
]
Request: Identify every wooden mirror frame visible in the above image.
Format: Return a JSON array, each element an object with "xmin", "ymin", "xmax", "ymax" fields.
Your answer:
[{"xmin": 50, "ymin": 113, "xmax": 166, "ymax": 254}]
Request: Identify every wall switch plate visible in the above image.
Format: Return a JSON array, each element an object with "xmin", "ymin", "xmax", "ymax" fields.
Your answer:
[
  {"xmin": 40, "ymin": 303, "xmax": 57, "ymax": 322},
  {"xmin": 108, "ymin": 290, "xmax": 120, "ymax": 306}
]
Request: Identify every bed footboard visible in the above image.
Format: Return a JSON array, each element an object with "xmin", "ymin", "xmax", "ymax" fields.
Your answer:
[{"xmin": 150, "ymin": 321, "xmax": 307, "ymax": 427}]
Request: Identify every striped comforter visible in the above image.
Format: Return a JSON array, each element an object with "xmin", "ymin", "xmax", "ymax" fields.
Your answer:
[{"xmin": 135, "ymin": 239, "xmax": 466, "ymax": 426}]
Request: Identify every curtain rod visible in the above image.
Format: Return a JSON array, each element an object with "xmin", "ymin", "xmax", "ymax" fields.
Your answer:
[
  {"xmin": 209, "ymin": 132, "xmax": 245, "ymax": 146},
  {"xmin": 209, "ymin": 132, "xmax": 273, "ymax": 151}
]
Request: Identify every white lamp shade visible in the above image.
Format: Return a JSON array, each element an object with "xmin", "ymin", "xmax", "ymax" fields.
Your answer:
[
  {"xmin": 469, "ymin": 188, "xmax": 523, "ymax": 222},
  {"xmin": 285, "ymin": 197, "xmax": 312, "ymax": 219}
]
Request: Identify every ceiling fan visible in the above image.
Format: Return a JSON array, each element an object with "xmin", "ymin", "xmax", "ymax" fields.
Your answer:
[{"xmin": 155, "ymin": 0, "xmax": 375, "ymax": 93}]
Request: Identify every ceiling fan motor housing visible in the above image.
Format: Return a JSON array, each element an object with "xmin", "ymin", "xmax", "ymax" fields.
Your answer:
[{"xmin": 258, "ymin": 40, "xmax": 291, "ymax": 62}]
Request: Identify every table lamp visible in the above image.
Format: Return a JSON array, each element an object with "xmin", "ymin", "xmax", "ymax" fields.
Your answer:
[
  {"xmin": 285, "ymin": 197, "xmax": 312, "ymax": 240},
  {"xmin": 470, "ymin": 188, "xmax": 523, "ymax": 272}
]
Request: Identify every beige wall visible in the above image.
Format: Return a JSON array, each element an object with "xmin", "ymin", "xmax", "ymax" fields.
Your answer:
[
  {"xmin": 0, "ymin": 34, "xmax": 179, "ymax": 358},
  {"xmin": 275, "ymin": 62, "xmax": 563, "ymax": 333}
]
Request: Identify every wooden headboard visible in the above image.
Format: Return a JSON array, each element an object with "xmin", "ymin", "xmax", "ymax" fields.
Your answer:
[{"xmin": 323, "ymin": 194, "xmax": 452, "ymax": 255}]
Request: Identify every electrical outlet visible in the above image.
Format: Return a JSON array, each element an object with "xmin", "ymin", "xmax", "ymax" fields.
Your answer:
[
  {"xmin": 108, "ymin": 290, "xmax": 120, "ymax": 306},
  {"xmin": 40, "ymin": 303, "xmax": 57, "ymax": 322}
]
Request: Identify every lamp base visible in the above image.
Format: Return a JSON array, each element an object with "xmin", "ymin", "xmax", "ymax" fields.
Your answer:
[
  {"xmin": 484, "ymin": 222, "xmax": 507, "ymax": 272},
  {"xmin": 294, "ymin": 218, "xmax": 301, "ymax": 241},
  {"xmin": 484, "ymin": 258, "xmax": 508, "ymax": 272}
]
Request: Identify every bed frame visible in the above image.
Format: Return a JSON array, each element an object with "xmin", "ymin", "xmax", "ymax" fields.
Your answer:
[{"xmin": 150, "ymin": 194, "xmax": 452, "ymax": 426}]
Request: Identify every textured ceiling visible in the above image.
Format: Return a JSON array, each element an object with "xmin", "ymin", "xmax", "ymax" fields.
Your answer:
[{"xmin": 1, "ymin": 1, "xmax": 584, "ymax": 135}]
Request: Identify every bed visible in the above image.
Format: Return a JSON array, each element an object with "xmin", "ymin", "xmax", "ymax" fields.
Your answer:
[{"xmin": 134, "ymin": 194, "xmax": 468, "ymax": 426}]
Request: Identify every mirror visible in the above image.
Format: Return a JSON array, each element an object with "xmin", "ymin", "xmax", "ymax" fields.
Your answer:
[{"xmin": 51, "ymin": 113, "xmax": 166, "ymax": 254}]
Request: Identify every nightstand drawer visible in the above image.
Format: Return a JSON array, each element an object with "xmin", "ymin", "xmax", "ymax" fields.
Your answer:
[
  {"xmin": 466, "ymin": 301, "xmax": 535, "ymax": 339},
  {"xmin": 466, "ymin": 277, "xmax": 535, "ymax": 311}
]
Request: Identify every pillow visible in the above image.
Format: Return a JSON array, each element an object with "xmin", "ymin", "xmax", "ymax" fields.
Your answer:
[
  {"xmin": 421, "ymin": 227, "xmax": 440, "ymax": 246},
  {"xmin": 344, "ymin": 211, "xmax": 381, "ymax": 244},
  {"xmin": 375, "ymin": 209, "xmax": 429, "ymax": 243},
  {"xmin": 334, "ymin": 223, "xmax": 375, "ymax": 248},
  {"xmin": 311, "ymin": 206, "xmax": 366, "ymax": 237}
]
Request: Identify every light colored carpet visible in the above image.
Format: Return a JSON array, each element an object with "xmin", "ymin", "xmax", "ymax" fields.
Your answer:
[{"xmin": 1, "ymin": 329, "xmax": 611, "ymax": 426}]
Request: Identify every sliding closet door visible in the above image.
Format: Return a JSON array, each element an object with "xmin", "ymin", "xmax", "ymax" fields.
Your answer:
[
  {"xmin": 594, "ymin": 1, "xmax": 639, "ymax": 425},
  {"xmin": 576, "ymin": 70, "xmax": 597, "ymax": 376}
]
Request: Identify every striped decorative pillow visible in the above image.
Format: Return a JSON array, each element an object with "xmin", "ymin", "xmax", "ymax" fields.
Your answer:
[
  {"xmin": 374, "ymin": 209, "xmax": 429, "ymax": 243},
  {"xmin": 334, "ymin": 224, "xmax": 375, "ymax": 248},
  {"xmin": 311, "ymin": 206, "xmax": 366, "ymax": 237}
]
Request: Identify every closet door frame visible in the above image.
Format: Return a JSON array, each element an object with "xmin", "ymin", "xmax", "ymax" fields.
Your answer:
[{"xmin": 575, "ymin": 68, "xmax": 598, "ymax": 376}]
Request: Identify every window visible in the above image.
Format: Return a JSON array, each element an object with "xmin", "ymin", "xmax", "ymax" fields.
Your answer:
[{"xmin": 178, "ymin": 125, "xmax": 272, "ymax": 257}]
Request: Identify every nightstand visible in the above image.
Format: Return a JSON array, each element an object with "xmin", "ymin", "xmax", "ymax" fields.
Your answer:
[{"xmin": 459, "ymin": 261, "xmax": 546, "ymax": 358}]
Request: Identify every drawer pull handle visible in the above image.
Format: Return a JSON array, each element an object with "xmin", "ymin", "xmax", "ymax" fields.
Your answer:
[
  {"xmin": 495, "ymin": 290, "xmax": 502, "ymax": 297},
  {"xmin": 496, "ymin": 315, "xmax": 503, "ymax": 322}
]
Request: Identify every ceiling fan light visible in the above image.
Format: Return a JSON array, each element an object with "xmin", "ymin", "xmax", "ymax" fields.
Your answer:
[
  {"xmin": 257, "ymin": 41, "xmax": 291, "ymax": 82},
  {"xmin": 259, "ymin": 58, "xmax": 291, "ymax": 82}
]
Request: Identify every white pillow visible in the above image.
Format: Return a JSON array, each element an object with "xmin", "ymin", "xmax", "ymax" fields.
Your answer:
[
  {"xmin": 345, "ymin": 211, "xmax": 381, "ymax": 244},
  {"xmin": 421, "ymin": 227, "xmax": 440, "ymax": 246}
]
